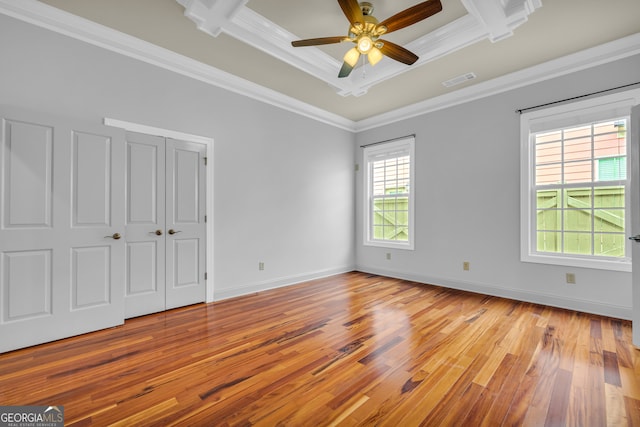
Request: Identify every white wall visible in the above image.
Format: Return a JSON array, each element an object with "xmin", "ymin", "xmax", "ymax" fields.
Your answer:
[
  {"xmin": 0, "ymin": 14, "xmax": 355, "ymax": 300},
  {"xmin": 356, "ymin": 54, "xmax": 640, "ymax": 320}
]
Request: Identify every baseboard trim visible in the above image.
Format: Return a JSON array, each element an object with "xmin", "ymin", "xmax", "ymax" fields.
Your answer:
[
  {"xmin": 211, "ymin": 265, "xmax": 631, "ymax": 320},
  {"xmin": 213, "ymin": 266, "xmax": 356, "ymax": 301},
  {"xmin": 356, "ymin": 265, "xmax": 632, "ymax": 321}
]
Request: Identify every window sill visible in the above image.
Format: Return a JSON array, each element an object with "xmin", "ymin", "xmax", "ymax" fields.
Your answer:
[
  {"xmin": 364, "ymin": 240, "xmax": 414, "ymax": 250},
  {"xmin": 521, "ymin": 252, "xmax": 631, "ymax": 272}
]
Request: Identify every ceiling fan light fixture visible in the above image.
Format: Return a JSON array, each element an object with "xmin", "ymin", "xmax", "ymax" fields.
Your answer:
[
  {"xmin": 368, "ymin": 47, "xmax": 383, "ymax": 66},
  {"xmin": 343, "ymin": 47, "xmax": 361, "ymax": 67},
  {"xmin": 357, "ymin": 36, "xmax": 373, "ymax": 53}
]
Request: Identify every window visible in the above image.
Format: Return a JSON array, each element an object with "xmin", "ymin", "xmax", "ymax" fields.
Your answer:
[
  {"xmin": 597, "ymin": 156, "xmax": 626, "ymax": 181},
  {"xmin": 364, "ymin": 136, "xmax": 415, "ymax": 249},
  {"xmin": 520, "ymin": 89, "xmax": 640, "ymax": 271}
]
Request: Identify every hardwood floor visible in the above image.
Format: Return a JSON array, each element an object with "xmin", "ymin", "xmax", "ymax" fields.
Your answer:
[{"xmin": 1, "ymin": 272, "xmax": 639, "ymax": 426}]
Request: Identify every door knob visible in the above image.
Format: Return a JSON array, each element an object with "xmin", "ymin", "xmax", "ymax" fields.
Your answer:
[
  {"xmin": 149, "ymin": 229, "xmax": 163, "ymax": 236},
  {"xmin": 168, "ymin": 229, "xmax": 182, "ymax": 235},
  {"xmin": 105, "ymin": 233, "xmax": 122, "ymax": 240},
  {"xmin": 628, "ymin": 235, "xmax": 640, "ymax": 242}
]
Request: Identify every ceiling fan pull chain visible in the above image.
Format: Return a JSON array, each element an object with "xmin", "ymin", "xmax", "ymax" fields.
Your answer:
[{"xmin": 362, "ymin": 54, "xmax": 367, "ymax": 79}]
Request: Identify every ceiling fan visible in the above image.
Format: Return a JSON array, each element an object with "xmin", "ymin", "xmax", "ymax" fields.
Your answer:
[{"xmin": 291, "ymin": 0, "xmax": 443, "ymax": 78}]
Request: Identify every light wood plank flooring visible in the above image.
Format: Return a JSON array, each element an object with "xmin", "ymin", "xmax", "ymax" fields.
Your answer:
[{"xmin": 1, "ymin": 272, "xmax": 639, "ymax": 426}]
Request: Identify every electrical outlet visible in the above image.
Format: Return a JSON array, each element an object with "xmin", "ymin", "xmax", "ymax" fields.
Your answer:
[
  {"xmin": 566, "ymin": 273, "xmax": 576, "ymax": 284},
  {"xmin": 463, "ymin": 261, "xmax": 470, "ymax": 271},
  {"xmin": 386, "ymin": 253, "xmax": 391, "ymax": 260},
  {"xmin": 259, "ymin": 262, "xmax": 265, "ymax": 271}
]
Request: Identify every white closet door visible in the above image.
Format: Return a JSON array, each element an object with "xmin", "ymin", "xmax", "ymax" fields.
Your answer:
[
  {"xmin": 0, "ymin": 108, "xmax": 125, "ymax": 353},
  {"xmin": 124, "ymin": 135, "xmax": 206, "ymax": 317},
  {"xmin": 165, "ymin": 138, "xmax": 206, "ymax": 309},
  {"xmin": 124, "ymin": 132, "xmax": 166, "ymax": 318}
]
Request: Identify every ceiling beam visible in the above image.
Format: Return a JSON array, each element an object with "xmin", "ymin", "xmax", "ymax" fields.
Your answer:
[{"xmin": 177, "ymin": 0, "xmax": 248, "ymax": 37}]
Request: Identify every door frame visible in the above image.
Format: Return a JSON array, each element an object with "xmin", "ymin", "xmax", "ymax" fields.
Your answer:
[
  {"xmin": 104, "ymin": 118, "xmax": 215, "ymax": 302},
  {"xmin": 630, "ymin": 105, "xmax": 640, "ymax": 347}
]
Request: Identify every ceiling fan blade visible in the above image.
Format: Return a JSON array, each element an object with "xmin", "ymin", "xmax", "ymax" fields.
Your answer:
[
  {"xmin": 378, "ymin": 0, "xmax": 442, "ymax": 34},
  {"xmin": 291, "ymin": 36, "xmax": 347, "ymax": 47},
  {"xmin": 337, "ymin": 0, "xmax": 365, "ymax": 27},
  {"xmin": 338, "ymin": 61, "xmax": 355, "ymax": 78},
  {"xmin": 379, "ymin": 40, "xmax": 419, "ymax": 65}
]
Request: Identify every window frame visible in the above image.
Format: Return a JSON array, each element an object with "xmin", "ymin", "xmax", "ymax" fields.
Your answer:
[
  {"xmin": 363, "ymin": 136, "xmax": 415, "ymax": 250},
  {"xmin": 520, "ymin": 89, "xmax": 640, "ymax": 272}
]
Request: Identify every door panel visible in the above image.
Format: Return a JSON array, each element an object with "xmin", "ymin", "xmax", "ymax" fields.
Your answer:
[
  {"xmin": 72, "ymin": 131, "xmax": 112, "ymax": 227},
  {"xmin": 173, "ymin": 147, "xmax": 200, "ymax": 223},
  {"xmin": 173, "ymin": 238, "xmax": 200, "ymax": 287},
  {"xmin": 0, "ymin": 107, "xmax": 125, "ymax": 353},
  {"xmin": 127, "ymin": 241, "xmax": 159, "ymax": 294},
  {"xmin": 2, "ymin": 250, "xmax": 52, "ymax": 321},
  {"xmin": 124, "ymin": 132, "xmax": 166, "ymax": 318},
  {"xmin": 71, "ymin": 246, "xmax": 111, "ymax": 308},
  {"xmin": 165, "ymin": 139, "xmax": 206, "ymax": 310},
  {"xmin": 2, "ymin": 120, "xmax": 53, "ymax": 228},
  {"xmin": 128, "ymin": 141, "xmax": 159, "ymax": 224}
]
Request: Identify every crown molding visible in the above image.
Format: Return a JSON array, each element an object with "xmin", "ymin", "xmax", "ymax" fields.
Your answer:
[
  {"xmin": 354, "ymin": 32, "xmax": 640, "ymax": 132},
  {"xmin": 0, "ymin": 0, "xmax": 356, "ymax": 131}
]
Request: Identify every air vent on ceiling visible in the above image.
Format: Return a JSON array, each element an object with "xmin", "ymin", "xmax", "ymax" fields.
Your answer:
[{"xmin": 442, "ymin": 72, "xmax": 477, "ymax": 88}]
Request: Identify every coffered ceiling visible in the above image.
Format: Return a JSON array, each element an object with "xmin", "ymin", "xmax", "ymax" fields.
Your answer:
[{"xmin": 2, "ymin": 0, "xmax": 640, "ymax": 130}]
